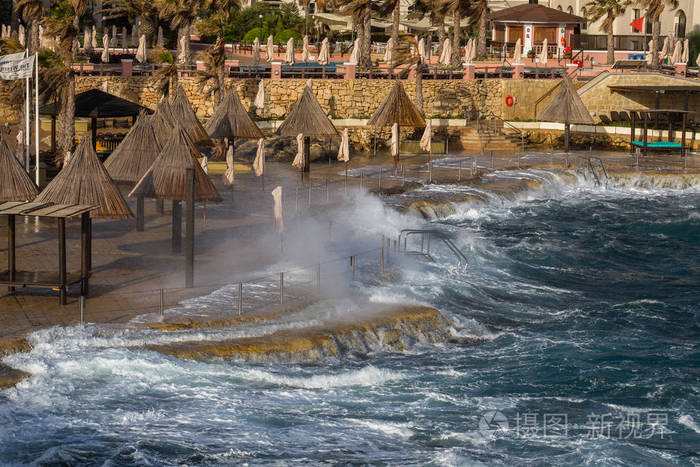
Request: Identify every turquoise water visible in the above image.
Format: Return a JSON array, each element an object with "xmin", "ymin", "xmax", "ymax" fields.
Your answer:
[{"xmin": 1, "ymin": 171, "xmax": 698, "ymax": 465}]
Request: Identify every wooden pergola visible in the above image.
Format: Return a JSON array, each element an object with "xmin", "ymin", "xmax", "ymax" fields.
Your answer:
[
  {"xmin": 0, "ymin": 201, "xmax": 98, "ymax": 305},
  {"xmin": 629, "ymin": 109, "xmax": 693, "ymax": 158}
]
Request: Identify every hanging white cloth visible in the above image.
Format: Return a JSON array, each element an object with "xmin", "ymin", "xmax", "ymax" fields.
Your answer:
[
  {"xmin": 513, "ymin": 38, "xmax": 522, "ymax": 63},
  {"xmin": 391, "ymin": 123, "xmax": 399, "ymax": 158},
  {"xmin": 135, "ymin": 35, "xmax": 148, "ymax": 63},
  {"xmin": 254, "ymin": 80, "xmax": 265, "ymax": 108},
  {"xmin": 253, "ymin": 36, "xmax": 261, "ymax": 65},
  {"xmin": 101, "ymin": 34, "xmax": 110, "ymax": 63},
  {"xmin": 301, "ymin": 35, "xmax": 310, "ymax": 62},
  {"xmin": 224, "ymin": 144, "xmax": 235, "ymax": 185},
  {"xmin": 349, "ymin": 38, "xmax": 360, "ymax": 63},
  {"xmin": 266, "ymin": 35, "xmax": 274, "ymax": 62},
  {"xmin": 285, "ymin": 37, "xmax": 295, "ymax": 65},
  {"xmin": 292, "ymin": 133, "xmax": 305, "ymax": 168},
  {"xmin": 337, "ymin": 128, "xmax": 350, "ymax": 162},
  {"xmin": 253, "ymin": 138, "xmax": 265, "ymax": 176},
  {"xmin": 419, "ymin": 120, "xmax": 432, "ymax": 153},
  {"xmin": 318, "ymin": 38, "xmax": 330, "ymax": 65},
  {"xmin": 271, "ymin": 186, "xmax": 283, "ymax": 233}
]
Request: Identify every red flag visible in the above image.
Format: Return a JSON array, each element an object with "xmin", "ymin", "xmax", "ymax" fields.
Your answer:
[{"xmin": 630, "ymin": 17, "xmax": 644, "ymax": 32}]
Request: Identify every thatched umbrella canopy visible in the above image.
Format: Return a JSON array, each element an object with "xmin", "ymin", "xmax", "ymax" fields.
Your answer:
[
  {"xmin": 277, "ymin": 85, "xmax": 338, "ymax": 138},
  {"xmin": 150, "ymin": 97, "xmax": 176, "ymax": 149},
  {"xmin": 171, "ymin": 85, "xmax": 213, "ymax": 147},
  {"xmin": 368, "ymin": 80, "xmax": 426, "ymax": 164},
  {"xmin": 536, "ymin": 76, "xmax": 593, "ymax": 151},
  {"xmin": 104, "ymin": 111, "xmax": 162, "ymax": 184},
  {"xmin": 129, "ymin": 124, "xmax": 221, "ymax": 202},
  {"xmin": 277, "ymin": 84, "xmax": 338, "ymax": 174},
  {"xmin": 36, "ymin": 138, "xmax": 133, "ymax": 219},
  {"xmin": 0, "ymin": 136, "xmax": 39, "ymax": 202},
  {"xmin": 205, "ymin": 89, "xmax": 263, "ymax": 140}
]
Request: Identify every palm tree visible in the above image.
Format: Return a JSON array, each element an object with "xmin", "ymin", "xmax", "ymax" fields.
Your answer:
[
  {"xmin": 440, "ymin": 0, "xmax": 471, "ymax": 67},
  {"xmin": 411, "ymin": 0, "xmax": 445, "ymax": 58},
  {"xmin": 378, "ymin": 0, "xmax": 402, "ymax": 46},
  {"xmin": 339, "ymin": 0, "xmax": 375, "ymax": 68},
  {"xmin": 637, "ymin": 0, "xmax": 679, "ymax": 68},
  {"xmin": 156, "ymin": 0, "xmax": 205, "ymax": 66},
  {"xmin": 0, "ymin": 38, "xmax": 28, "ymax": 160},
  {"xmin": 42, "ymin": 0, "xmax": 88, "ymax": 164},
  {"xmin": 196, "ymin": 37, "xmax": 226, "ymax": 106},
  {"xmin": 14, "ymin": 0, "xmax": 44, "ymax": 54},
  {"xmin": 152, "ymin": 47, "xmax": 178, "ymax": 98},
  {"xmin": 391, "ymin": 34, "xmax": 425, "ymax": 114},
  {"xmin": 101, "ymin": 0, "xmax": 160, "ymax": 47},
  {"xmin": 469, "ymin": 0, "xmax": 487, "ymax": 59},
  {"xmin": 584, "ymin": 0, "xmax": 630, "ymax": 65}
]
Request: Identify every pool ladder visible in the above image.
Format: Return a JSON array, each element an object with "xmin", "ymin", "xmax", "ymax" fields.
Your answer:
[
  {"xmin": 398, "ymin": 229, "xmax": 469, "ymax": 268},
  {"xmin": 579, "ymin": 156, "xmax": 609, "ymax": 187}
]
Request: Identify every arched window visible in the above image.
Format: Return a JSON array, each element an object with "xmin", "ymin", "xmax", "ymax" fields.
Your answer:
[
  {"xmin": 567, "ymin": 6, "xmax": 574, "ymax": 15},
  {"xmin": 580, "ymin": 7, "xmax": 587, "ymax": 30},
  {"xmin": 675, "ymin": 10, "xmax": 686, "ymax": 38},
  {"xmin": 557, "ymin": 5, "xmax": 562, "ymax": 10}
]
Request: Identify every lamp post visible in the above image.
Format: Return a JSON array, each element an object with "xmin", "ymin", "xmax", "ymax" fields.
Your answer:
[{"xmin": 259, "ymin": 14, "xmax": 263, "ymax": 36}]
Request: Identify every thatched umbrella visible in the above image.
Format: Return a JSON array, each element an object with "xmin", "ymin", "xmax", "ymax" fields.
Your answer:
[
  {"xmin": 150, "ymin": 97, "xmax": 176, "ymax": 148},
  {"xmin": 536, "ymin": 76, "xmax": 594, "ymax": 152},
  {"xmin": 368, "ymin": 80, "xmax": 426, "ymax": 165},
  {"xmin": 130, "ymin": 124, "xmax": 221, "ymax": 202},
  {"xmin": 36, "ymin": 138, "xmax": 133, "ymax": 219},
  {"xmin": 277, "ymin": 83, "xmax": 338, "ymax": 174},
  {"xmin": 171, "ymin": 85, "xmax": 212, "ymax": 148},
  {"xmin": 0, "ymin": 136, "xmax": 38, "ymax": 202},
  {"xmin": 205, "ymin": 87, "xmax": 263, "ymax": 189},
  {"xmin": 104, "ymin": 111, "xmax": 162, "ymax": 184}
]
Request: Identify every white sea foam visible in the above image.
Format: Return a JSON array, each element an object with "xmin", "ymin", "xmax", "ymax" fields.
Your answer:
[
  {"xmin": 347, "ymin": 418, "xmax": 414, "ymax": 439},
  {"xmin": 679, "ymin": 415, "xmax": 700, "ymax": 434},
  {"xmin": 234, "ymin": 365, "xmax": 405, "ymax": 389}
]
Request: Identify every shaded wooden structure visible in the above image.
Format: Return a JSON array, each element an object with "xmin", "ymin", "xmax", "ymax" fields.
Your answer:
[
  {"xmin": 171, "ymin": 85, "xmax": 213, "ymax": 148},
  {"xmin": 103, "ymin": 111, "xmax": 163, "ymax": 230},
  {"xmin": 130, "ymin": 125, "xmax": 221, "ymax": 253},
  {"xmin": 40, "ymin": 89, "xmax": 152, "ymax": 152},
  {"xmin": 629, "ymin": 109, "xmax": 692, "ymax": 158},
  {"xmin": 0, "ymin": 137, "xmax": 39, "ymax": 202},
  {"xmin": 368, "ymin": 80, "xmax": 426, "ymax": 164},
  {"xmin": 277, "ymin": 84, "xmax": 338, "ymax": 173},
  {"xmin": 0, "ymin": 201, "xmax": 98, "ymax": 305},
  {"xmin": 536, "ymin": 76, "xmax": 593, "ymax": 151},
  {"xmin": 36, "ymin": 138, "xmax": 134, "ymax": 219}
]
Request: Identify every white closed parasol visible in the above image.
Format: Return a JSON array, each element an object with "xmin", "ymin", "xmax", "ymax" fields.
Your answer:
[
  {"xmin": 101, "ymin": 34, "xmax": 110, "ymax": 63},
  {"xmin": 254, "ymin": 80, "xmax": 265, "ymax": 109},
  {"xmin": 157, "ymin": 26, "xmax": 164, "ymax": 48},
  {"xmin": 318, "ymin": 38, "xmax": 330, "ymax": 65},
  {"xmin": 271, "ymin": 186, "xmax": 283, "ymax": 233},
  {"xmin": 292, "ymin": 133, "xmax": 305, "ymax": 168},
  {"xmin": 439, "ymin": 38, "xmax": 452, "ymax": 65},
  {"xmin": 266, "ymin": 35, "xmax": 274, "ymax": 61},
  {"xmin": 391, "ymin": 123, "xmax": 399, "ymax": 160},
  {"xmin": 91, "ymin": 26, "xmax": 97, "ymax": 49},
  {"xmin": 349, "ymin": 38, "xmax": 360, "ymax": 63},
  {"xmin": 224, "ymin": 143, "xmax": 235, "ymax": 185},
  {"xmin": 84, "ymin": 28, "xmax": 92, "ymax": 52},
  {"xmin": 253, "ymin": 138, "xmax": 265, "ymax": 189},
  {"xmin": 302, "ymin": 35, "xmax": 310, "ymax": 62},
  {"xmin": 285, "ymin": 37, "xmax": 295, "ymax": 64},
  {"xmin": 135, "ymin": 35, "xmax": 148, "ymax": 63},
  {"xmin": 384, "ymin": 37, "xmax": 394, "ymax": 64},
  {"xmin": 513, "ymin": 38, "xmax": 522, "ymax": 63},
  {"xmin": 253, "ymin": 36, "xmax": 261, "ymax": 65},
  {"xmin": 539, "ymin": 38, "xmax": 548, "ymax": 65}
]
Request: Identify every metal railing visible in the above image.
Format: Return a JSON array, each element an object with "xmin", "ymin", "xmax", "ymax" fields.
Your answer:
[
  {"xmin": 577, "ymin": 156, "xmax": 609, "ymax": 186},
  {"xmin": 398, "ymin": 229, "xmax": 468, "ymax": 268}
]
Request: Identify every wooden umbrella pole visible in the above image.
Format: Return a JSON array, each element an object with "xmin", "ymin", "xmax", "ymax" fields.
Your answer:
[{"xmin": 261, "ymin": 174, "xmax": 265, "ymax": 191}]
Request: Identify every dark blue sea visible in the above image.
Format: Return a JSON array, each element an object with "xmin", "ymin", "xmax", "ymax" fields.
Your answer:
[{"xmin": 1, "ymin": 170, "xmax": 698, "ymax": 465}]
